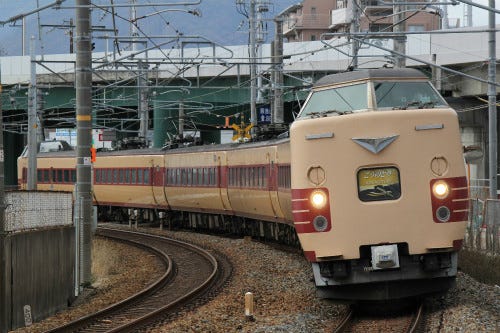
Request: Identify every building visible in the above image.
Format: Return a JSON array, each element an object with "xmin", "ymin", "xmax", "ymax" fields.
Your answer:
[{"xmin": 280, "ymin": 0, "xmax": 441, "ymax": 42}]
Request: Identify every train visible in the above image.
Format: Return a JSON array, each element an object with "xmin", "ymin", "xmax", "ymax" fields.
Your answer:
[{"xmin": 18, "ymin": 68, "xmax": 469, "ymax": 302}]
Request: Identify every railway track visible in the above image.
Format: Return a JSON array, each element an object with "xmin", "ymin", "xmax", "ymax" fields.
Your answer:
[
  {"xmin": 45, "ymin": 226, "xmax": 230, "ymax": 333},
  {"xmin": 333, "ymin": 302, "xmax": 425, "ymax": 333}
]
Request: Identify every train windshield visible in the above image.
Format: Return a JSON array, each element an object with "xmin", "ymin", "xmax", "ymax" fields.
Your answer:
[
  {"xmin": 374, "ymin": 81, "xmax": 448, "ymax": 110},
  {"xmin": 299, "ymin": 83, "xmax": 368, "ymax": 118}
]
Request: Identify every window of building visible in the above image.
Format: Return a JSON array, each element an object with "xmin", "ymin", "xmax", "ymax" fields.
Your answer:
[
  {"xmin": 369, "ymin": 23, "xmax": 392, "ymax": 32},
  {"xmin": 408, "ymin": 24, "xmax": 425, "ymax": 32}
]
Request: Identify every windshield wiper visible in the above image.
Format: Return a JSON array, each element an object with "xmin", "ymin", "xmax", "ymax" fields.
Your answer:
[
  {"xmin": 393, "ymin": 101, "xmax": 437, "ymax": 110},
  {"xmin": 308, "ymin": 110, "xmax": 342, "ymax": 118},
  {"xmin": 319, "ymin": 110, "xmax": 342, "ymax": 116}
]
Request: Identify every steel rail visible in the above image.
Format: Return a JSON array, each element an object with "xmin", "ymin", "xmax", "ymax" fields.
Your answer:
[{"xmin": 44, "ymin": 226, "xmax": 219, "ymax": 333}]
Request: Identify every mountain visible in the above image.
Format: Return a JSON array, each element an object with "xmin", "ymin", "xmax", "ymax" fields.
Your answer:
[{"xmin": 0, "ymin": 0, "xmax": 298, "ymax": 56}]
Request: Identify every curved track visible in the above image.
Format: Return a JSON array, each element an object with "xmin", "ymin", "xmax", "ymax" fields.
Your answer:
[
  {"xmin": 333, "ymin": 302, "xmax": 425, "ymax": 333},
  {"xmin": 44, "ymin": 226, "xmax": 224, "ymax": 333}
]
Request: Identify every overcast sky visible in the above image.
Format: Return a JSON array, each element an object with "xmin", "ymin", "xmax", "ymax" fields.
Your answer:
[{"xmin": 0, "ymin": 0, "xmax": 498, "ymax": 56}]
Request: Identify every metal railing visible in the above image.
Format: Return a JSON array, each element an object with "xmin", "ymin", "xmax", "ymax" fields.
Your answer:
[
  {"xmin": 466, "ymin": 198, "xmax": 500, "ymax": 254},
  {"xmin": 465, "ymin": 178, "xmax": 500, "ymax": 254}
]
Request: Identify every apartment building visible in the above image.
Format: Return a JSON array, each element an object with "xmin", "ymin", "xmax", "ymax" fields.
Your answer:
[{"xmin": 280, "ymin": 0, "xmax": 442, "ymax": 42}]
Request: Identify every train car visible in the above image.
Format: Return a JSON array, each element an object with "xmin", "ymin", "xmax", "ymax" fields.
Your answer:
[
  {"xmin": 290, "ymin": 68, "xmax": 468, "ymax": 301},
  {"xmin": 17, "ymin": 138, "xmax": 296, "ymax": 243},
  {"xmin": 17, "ymin": 68, "xmax": 468, "ymax": 302}
]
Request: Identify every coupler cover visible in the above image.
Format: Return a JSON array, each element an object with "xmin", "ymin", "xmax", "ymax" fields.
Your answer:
[{"xmin": 371, "ymin": 244, "xmax": 400, "ymax": 270}]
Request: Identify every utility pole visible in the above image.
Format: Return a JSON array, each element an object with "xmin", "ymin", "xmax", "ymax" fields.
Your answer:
[
  {"xmin": 488, "ymin": 0, "xmax": 497, "ymax": 198},
  {"xmin": 255, "ymin": 0, "xmax": 267, "ymax": 104},
  {"xmin": 28, "ymin": 36, "xmax": 38, "ymax": 191},
  {"xmin": 130, "ymin": 0, "xmax": 149, "ymax": 144},
  {"xmin": 393, "ymin": 2, "xmax": 406, "ymax": 68},
  {"xmin": 0, "ymin": 68, "xmax": 9, "ymax": 333},
  {"xmin": 70, "ymin": 18, "xmax": 74, "ymax": 53},
  {"xmin": 138, "ymin": 60, "xmax": 149, "ymax": 144},
  {"xmin": 350, "ymin": 0, "xmax": 360, "ymax": 69},
  {"xmin": 75, "ymin": 0, "xmax": 93, "ymax": 287},
  {"xmin": 249, "ymin": 0, "xmax": 257, "ymax": 128},
  {"xmin": 272, "ymin": 15, "xmax": 284, "ymax": 124}
]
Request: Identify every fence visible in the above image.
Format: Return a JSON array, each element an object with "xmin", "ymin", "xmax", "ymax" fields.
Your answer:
[
  {"xmin": 466, "ymin": 198, "xmax": 500, "ymax": 254},
  {"xmin": 2, "ymin": 191, "xmax": 75, "ymax": 331}
]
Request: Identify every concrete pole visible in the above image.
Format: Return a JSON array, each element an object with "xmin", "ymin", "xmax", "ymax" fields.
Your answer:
[
  {"xmin": 75, "ymin": 0, "xmax": 93, "ymax": 286},
  {"xmin": 272, "ymin": 17, "xmax": 284, "ymax": 124},
  {"xmin": 488, "ymin": 0, "xmax": 497, "ymax": 198},
  {"xmin": 138, "ymin": 60, "xmax": 149, "ymax": 142},
  {"xmin": 179, "ymin": 101, "xmax": 184, "ymax": 139},
  {"xmin": 249, "ymin": 0, "xmax": 257, "ymax": 128},
  {"xmin": 0, "ymin": 70, "xmax": 10, "ymax": 333},
  {"xmin": 350, "ymin": 0, "xmax": 360, "ymax": 69},
  {"xmin": 393, "ymin": 3, "xmax": 406, "ymax": 68},
  {"xmin": 442, "ymin": 3, "xmax": 449, "ymax": 29},
  {"xmin": 27, "ymin": 36, "xmax": 37, "ymax": 191}
]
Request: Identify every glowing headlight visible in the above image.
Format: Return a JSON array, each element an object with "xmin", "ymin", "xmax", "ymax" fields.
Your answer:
[
  {"xmin": 433, "ymin": 181, "xmax": 450, "ymax": 199},
  {"xmin": 311, "ymin": 190, "xmax": 327, "ymax": 209}
]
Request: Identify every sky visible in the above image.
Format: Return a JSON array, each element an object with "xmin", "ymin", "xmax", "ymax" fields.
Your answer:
[{"xmin": 0, "ymin": 0, "xmax": 498, "ymax": 56}]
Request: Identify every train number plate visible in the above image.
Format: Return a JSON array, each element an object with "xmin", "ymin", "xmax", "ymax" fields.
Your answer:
[{"xmin": 357, "ymin": 167, "xmax": 401, "ymax": 202}]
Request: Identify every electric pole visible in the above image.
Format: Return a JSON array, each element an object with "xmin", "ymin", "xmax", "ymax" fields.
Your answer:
[
  {"xmin": 393, "ymin": 2, "xmax": 406, "ymax": 68},
  {"xmin": 350, "ymin": 0, "xmax": 360, "ymax": 69},
  {"xmin": 0, "ymin": 67, "xmax": 9, "ymax": 333},
  {"xmin": 249, "ymin": 0, "xmax": 257, "ymax": 128},
  {"xmin": 28, "ymin": 36, "xmax": 38, "ymax": 190},
  {"xmin": 75, "ymin": 0, "xmax": 93, "ymax": 288},
  {"xmin": 488, "ymin": 0, "xmax": 497, "ymax": 198},
  {"xmin": 272, "ymin": 15, "xmax": 284, "ymax": 124}
]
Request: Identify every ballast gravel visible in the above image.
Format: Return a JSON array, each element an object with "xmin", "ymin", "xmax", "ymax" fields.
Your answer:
[{"xmin": 9, "ymin": 225, "xmax": 499, "ymax": 332}]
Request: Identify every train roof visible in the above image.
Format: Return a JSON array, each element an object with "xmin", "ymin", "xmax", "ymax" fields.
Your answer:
[
  {"xmin": 31, "ymin": 137, "xmax": 290, "ymax": 158},
  {"xmin": 314, "ymin": 68, "xmax": 428, "ymax": 88}
]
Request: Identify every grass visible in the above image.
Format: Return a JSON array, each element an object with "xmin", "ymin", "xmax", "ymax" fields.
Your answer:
[
  {"xmin": 91, "ymin": 237, "xmax": 128, "ymax": 281},
  {"xmin": 458, "ymin": 249, "xmax": 500, "ymax": 286}
]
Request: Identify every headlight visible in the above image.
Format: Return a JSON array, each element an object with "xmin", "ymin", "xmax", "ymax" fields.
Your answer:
[
  {"xmin": 311, "ymin": 190, "xmax": 327, "ymax": 209},
  {"xmin": 436, "ymin": 206, "xmax": 451, "ymax": 222},
  {"xmin": 433, "ymin": 181, "xmax": 450, "ymax": 199}
]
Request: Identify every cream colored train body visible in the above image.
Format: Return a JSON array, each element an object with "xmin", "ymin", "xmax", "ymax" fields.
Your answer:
[
  {"xmin": 290, "ymin": 68, "xmax": 468, "ymax": 300},
  {"xmin": 17, "ymin": 68, "xmax": 467, "ymax": 301},
  {"xmin": 17, "ymin": 139, "xmax": 295, "ymax": 242}
]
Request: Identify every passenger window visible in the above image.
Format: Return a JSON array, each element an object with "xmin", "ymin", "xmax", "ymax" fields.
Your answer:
[
  {"xmin": 204, "ymin": 168, "xmax": 210, "ymax": 186},
  {"xmin": 210, "ymin": 168, "xmax": 216, "ymax": 186},
  {"xmin": 138, "ymin": 169, "xmax": 144, "ymax": 184}
]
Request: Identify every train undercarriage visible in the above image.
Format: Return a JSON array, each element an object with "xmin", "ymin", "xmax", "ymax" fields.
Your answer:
[{"xmin": 97, "ymin": 205, "xmax": 300, "ymax": 247}]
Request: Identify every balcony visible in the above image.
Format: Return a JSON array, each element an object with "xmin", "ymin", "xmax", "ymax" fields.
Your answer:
[{"xmin": 364, "ymin": 0, "xmax": 393, "ymax": 16}]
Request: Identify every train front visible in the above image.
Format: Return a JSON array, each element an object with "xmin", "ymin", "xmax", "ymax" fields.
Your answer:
[{"xmin": 289, "ymin": 69, "xmax": 468, "ymax": 301}]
